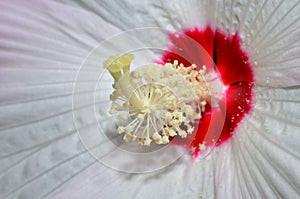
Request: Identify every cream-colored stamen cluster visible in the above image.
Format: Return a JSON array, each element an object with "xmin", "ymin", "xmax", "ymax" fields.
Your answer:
[
  {"xmin": 104, "ymin": 54, "xmax": 211, "ymax": 146},
  {"xmin": 164, "ymin": 61, "xmax": 211, "ymax": 112}
]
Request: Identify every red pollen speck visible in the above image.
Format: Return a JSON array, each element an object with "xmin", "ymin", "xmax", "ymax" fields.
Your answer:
[{"xmin": 159, "ymin": 26, "xmax": 254, "ymax": 157}]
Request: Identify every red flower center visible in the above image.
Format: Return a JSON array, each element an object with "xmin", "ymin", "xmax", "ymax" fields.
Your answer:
[{"xmin": 159, "ymin": 26, "xmax": 254, "ymax": 157}]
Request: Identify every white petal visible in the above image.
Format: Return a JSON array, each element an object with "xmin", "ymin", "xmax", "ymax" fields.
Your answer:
[
  {"xmin": 214, "ymin": 85, "xmax": 300, "ymax": 198},
  {"xmin": 58, "ymin": 0, "xmax": 217, "ymax": 31},
  {"xmin": 0, "ymin": 0, "xmax": 123, "ymax": 198},
  {"xmin": 51, "ymin": 153, "xmax": 218, "ymax": 199},
  {"xmin": 217, "ymin": 0, "xmax": 300, "ymax": 87}
]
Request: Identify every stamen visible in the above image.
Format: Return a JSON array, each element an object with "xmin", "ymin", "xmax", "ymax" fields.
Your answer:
[{"xmin": 104, "ymin": 54, "xmax": 211, "ymax": 146}]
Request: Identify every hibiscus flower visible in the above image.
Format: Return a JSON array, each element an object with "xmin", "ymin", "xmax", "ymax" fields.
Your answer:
[{"xmin": 0, "ymin": 0, "xmax": 299, "ymax": 199}]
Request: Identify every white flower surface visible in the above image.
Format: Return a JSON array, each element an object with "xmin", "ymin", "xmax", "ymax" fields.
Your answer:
[{"xmin": 0, "ymin": 0, "xmax": 299, "ymax": 199}]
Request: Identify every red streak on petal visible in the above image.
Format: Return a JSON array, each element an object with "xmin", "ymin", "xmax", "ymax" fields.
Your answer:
[
  {"xmin": 160, "ymin": 27, "xmax": 215, "ymax": 72},
  {"xmin": 215, "ymin": 30, "xmax": 254, "ymax": 85},
  {"xmin": 159, "ymin": 26, "xmax": 254, "ymax": 157}
]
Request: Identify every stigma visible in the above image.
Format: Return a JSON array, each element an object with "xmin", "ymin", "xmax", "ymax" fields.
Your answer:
[{"xmin": 104, "ymin": 54, "xmax": 211, "ymax": 146}]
